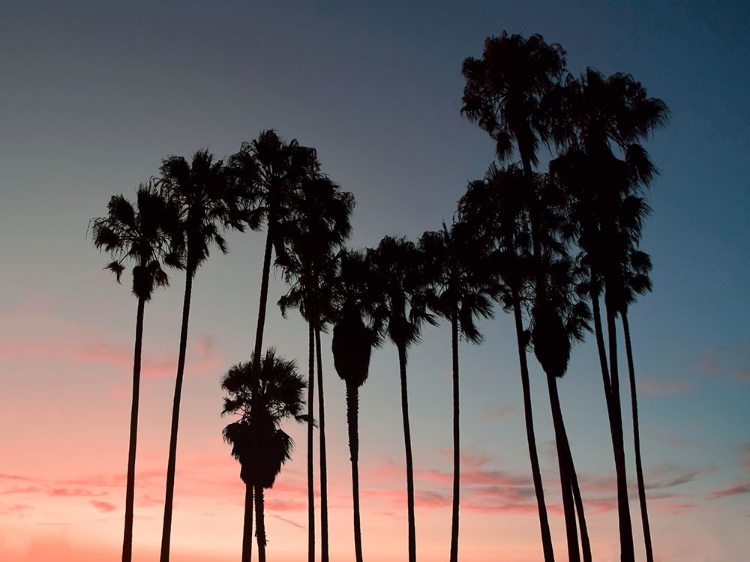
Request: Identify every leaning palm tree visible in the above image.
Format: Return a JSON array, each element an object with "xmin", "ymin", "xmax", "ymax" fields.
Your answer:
[
  {"xmin": 419, "ymin": 220, "xmax": 499, "ymax": 562},
  {"xmin": 330, "ymin": 248, "xmax": 384, "ymax": 562},
  {"xmin": 221, "ymin": 350, "xmax": 307, "ymax": 562},
  {"xmin": 156, "ymin": 150, "xmax": 245, "ymax": 562},
  {"xmin": 90, "ymin": 184, "xmax": 174, "ymax": 562},
  {"xmin": 370, "ymin": 236, "xmax": 435, "ymax": 562},
  {"xmin": 276, "ymin": 174, "xmax": 355, "ymax": 562}
]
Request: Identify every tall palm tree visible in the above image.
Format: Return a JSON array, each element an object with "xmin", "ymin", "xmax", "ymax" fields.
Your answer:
[
  {"xmin": 221, "ymin": 349, "xmax": 307, "ymax": 562},
  {"xmin": 458, "ymin": 163, "xmax": 555, "ymax": 562},
  {"xmin": 370, "ymin": 236, "xmax": 435, "ymax": 562},
  {"xmin": 551, "ymin": 68, "xmax": 668, "ymax": 562},
  {"xmin": 419, "ymin": 221, "xmax": 499, "ymax": 562},
  {"xmin": 277, "ymin": 174, "xmax": 355, "ymax": 562},
  {"xmin": 330, "ymin": 249, "xmax": 384, "ymax": 562},
  {"xmin": 156, "ymin": 150, "xmax": 245, "ymax": 562},
  {"xmin": 90, "ymin": 184, "xmax": 174, "ymax": 562}
]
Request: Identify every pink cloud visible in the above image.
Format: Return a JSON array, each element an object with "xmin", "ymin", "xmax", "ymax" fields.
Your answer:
[
  {"xmin": 693, "ymin": 344, "xmax": 750, "ymax": 383},
  {"xmin": 270, "ymin": 513, "xmax": 305, "ymax": 530},
  {"xmin": 48, "ymin": 488, "xmax": 107, "ymax": 498},
  {"xmin": 638, "ymin": 377, "xmax": 694, "ymax": 396},
  {"xmin": 710, "ymin": 480, "xmax": 750, "ymax": 499},
  {"xmin": 484, "ymin": 405, "xmax": 516, "ymax": 420},
  {"xmin": 90, "ymin": 500, "xmax": 117, "ymax": 513},
  {"xmin": 741, "ymin": 444, "xmax": 750, "ymax": 472}
]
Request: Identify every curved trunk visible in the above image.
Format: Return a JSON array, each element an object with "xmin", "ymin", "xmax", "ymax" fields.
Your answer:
[
  {"xmin": 605, "ymin": 300, "xmax": 635, "ymax": 562},
  {"xmin": 346, "ymin": 380, "xmax": 364, "ymax": 562},
  {"xmin": 449, "ymin": 309, "xmax": 460, "ymax": 562},
  {"xmin": 546, "ymin": 374, "xmax": 580, "ymax": 562},
  {"xmin": 315, "ymin": 327, "xmax": 330, "ymax": 562},
  {"xmin": 243, "ymin": 483, "xmax": 254, "ymax": 562},
  {"xmin": 159, "ymin": 264, "xmax": 194, "ymax": 562},
  {"xmin": 623, "ymin": 312, "xmax": 653, "ymax": 562},
  {"xmin": 255, "ymin": 484, "xmax": 267, "ymax": 562},
  {"xmin": 591, "ymin": 291, "xmax": 613, "ymax": 399},
  {"xmin": 307, "ymin": 321, "xmax": 316, "ymax": 562},
  {"xmin": 512, "ymin": 289, "xmax": 555, "ymax": 562},
  {"xmin": 563, "ymin": 418, "xmax": 591, "ymax": 562},
  {"xmin": 396, "ymin": 342, "xmax": 417, "ymax": 562},
  {"xmin": 122, "ymin": 296, "xmax": 145, "ymax": 562}
]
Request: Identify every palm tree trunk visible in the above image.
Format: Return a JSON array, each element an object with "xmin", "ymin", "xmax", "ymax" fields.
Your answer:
[
  {"xmin": 252, "ymin": 229, "xmax": 274, "ymax": 390},
  {"xmin": 396, "ymin": 343, "xmax": 417, "ymax": 562},
  {"xmin": 307, "ymin": 321, "xmax": 316, "ymax": 562},
  {"xmin": 622, "ymin": 311, "xmax": 654, "ymax": 562},
  {"xmin": 512, "ymin": 289, "xmax": 555, "ymax": 562},
  {"xmin": 243, "ymin": 483, "xmax": 254, "ymax": 562},
  {"xmin": 160, "ymin": 265, "xmax": 194, "ymax": 562},
  {"xmin": 122, "ymin": 296, "xmax": 145, "ymax": 562},
  {"xmin": 546, "ymin": 374, "xmax": 580, "ymax": 562},
  {"xmin": 346, "ymin": 380, "xmax": 364, "ymax": 562},
  {"xmin": 564, "ymin": 422, "xmax": 591, "ymax": 562},
  {"xmin": 591, "ymin": 291, "xmax": 613, "ymax": 398},
  {"xmin": 315, "ymin": 327, "xmax": 330, "ymax": 562},
  {"xmin": 255, "ymin": 484, "xmax": 267, "ymax": 562},
  {"xmin": 449, "ymin": 309, "xmax": 460, "ymax": 562},
  {"xmin": 605, "ymin": 300, "xmax": 635, "ymax": 562}
]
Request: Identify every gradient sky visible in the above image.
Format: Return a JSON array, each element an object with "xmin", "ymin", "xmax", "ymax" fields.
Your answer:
[{"xmin": 1, "ymin": 2, "xmax": 749, "ymax": 561}]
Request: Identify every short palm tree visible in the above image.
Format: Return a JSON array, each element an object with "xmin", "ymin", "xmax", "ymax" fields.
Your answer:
[
  {"xmin": 90, "ymin": 183, "xmax": 174, "ymax": 562},
  {"xmin": 419, "ymin": 220, "xmax": 499, "ymax": 562},
  {"xmin": 156, "ymin": 150, "xmax": 245, "ymax": 562},
  {"xmin": 221, "ymin": 349, "xmax": 307, "ymax": 562},
  {"xmin": 330, "ymin": 248, "xmax": 383, "ymax": 562}
]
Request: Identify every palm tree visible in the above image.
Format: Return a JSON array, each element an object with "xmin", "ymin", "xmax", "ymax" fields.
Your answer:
[
  {"xmin": 370, "ymin": 236, "xmax": 435, "ymax": 562},
  {"xmin": 419, "ymin": 221, "xmax": 499, "ymax": 562},
  {"xmin": 156, "ymin": 150, "xmax": 245, "ymax": 562},
  {"xmin": 221, "ymin": 350, "xmax": 307, "ymax": 562},
  {"xmin": 90, "ymin": 184, "xmax": 174, "ymax": 562},
  {"xmin": 551, "ymin": 68, "xmax": 668, "ymax": 562},
  {"xmin": 330, "ymin": 249, "xmax": 384, "ymax": 562},
  {"xmin": 458, "ymin": 163, "xmax": 555, "ymax": 562},
  {"xmin": 277, "ymin": 174, "xmax": 355, "ymax": 562}
]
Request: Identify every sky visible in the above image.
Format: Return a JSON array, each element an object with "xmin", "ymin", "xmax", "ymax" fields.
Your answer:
[{"xmin": 1, "ymin": 1, "xmax": 749, "ymax": 561}]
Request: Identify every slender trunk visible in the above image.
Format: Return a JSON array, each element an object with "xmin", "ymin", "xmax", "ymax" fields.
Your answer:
[
  {"xmin": 564, "ymin": 423, "xmax": 591, "ymax": 562},
  {"xmin": 546, "ymin": 374, "xmax": 580, "ymax": 562},
  {"xmin": 396, "ymin": 343, "xmax": 417, "ymax": 562},
  {"xmin": 449, "ymin": 310, "xmax": 460, "ymax": 562},
  {"xmin": 160, "ymin": 265, "xmax": 194, "ymax": 562},
  {"xmin": 243, "ymin": 483, "xmax": 254, "ymax": 562},
  {"xmin": 346, "ymin": 381, "xmax": 364, "ymax": 562},
  {"xmin": 255, "ymin": 484, "xmax": 266, "ymax": 562},
  {"xmin": 512, "ymin": 289, "xmax": 555, "ymax": 562},
  {"xmin": 252, "ymin": 229, "xmax": 274, "ymax": 390},
  {"xmin": 307, "ymin": 321, "xmax": 316, "ymax": 562},
  {"xmin": 122, "ymin": 297, "xmax": 145, "ymax": 562},
  {"xmin": 316, "ymin": 327, "xmax": 330, "ymax": 562},
  {"xmin": 606, "ymin": 300, "xmax": 635, "ymax": 562},
  {"xmin": 591, "ymin": 291, "xmax": 613, "ymax": 400},
  {"xmin": 623, "ymin": 312, "xmax": 654, "ymax": 562}
]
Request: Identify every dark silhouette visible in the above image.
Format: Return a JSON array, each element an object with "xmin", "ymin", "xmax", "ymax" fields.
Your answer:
[
  {"xmin": 331, "ymin": 249, "xmax": 384, "ymax": 562},
  {"xmin": 90, "ymin": 184, "xmax": 175, "ymax": 562},
  {"xmin": 221, "ymin": 350, "xmax": 307, "ymax": 562},
  {"xmin": 419, "ymin": 221, "xmax": 499, "ymax": 562},
  {"xmin": 156, "ymin": 150, "xmax": 245, "ymax": 562}
]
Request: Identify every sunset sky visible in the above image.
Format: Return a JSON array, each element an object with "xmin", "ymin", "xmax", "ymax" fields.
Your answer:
[{"xmin": 1, "ymin": 2, "xmax": 749, "ymax": 561}]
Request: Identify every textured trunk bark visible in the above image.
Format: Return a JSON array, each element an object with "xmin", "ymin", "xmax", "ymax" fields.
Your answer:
[
  {"xmin": 346, "ymin": 381, "xmax": 364, "ymax": 562},
  {"xmin": 307, "ymin": 321, "xmax": 316, "ymax": 562},
  {"xmin": 242, "ymin": 482, "xmax": 254, "ymax": 562},
  {"xmin": 449, "ymin": 310, "xmax": 460, "ymax": 562},
  {"xmin": 623, "ymin": 312, "xmax": 654, "ymax": 562},
  {"xmin": 315, "ymin": 327, "xmax": 330, "ymax": 562},
  {"xmin": 397, "ymin": 343, "xmax": 417, "ymax": 562},
  {"xmin": 160, "ymin": 265, "xmax": 194, "ymax": 562},
  {"xmin": 122, "ymin": 296, "xmax": 145, "ymax": 562},
  {"xmin": 255, "ymin": 484, "xmax": 266, "ymax": 562},
  {"xmin": 512, "ymin": 290, "xmax": 555, "ymax": 562}
]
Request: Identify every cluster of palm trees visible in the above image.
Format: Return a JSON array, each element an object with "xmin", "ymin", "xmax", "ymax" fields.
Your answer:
[{"xmin": 90, "ymin": 30, "xmax": 667, "ymax": 562}]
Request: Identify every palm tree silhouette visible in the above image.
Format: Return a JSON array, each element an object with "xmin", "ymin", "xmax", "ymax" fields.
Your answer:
[
  {"xmin": 221, "ymin": 349, "xmax": 307, "ymax": 562},
  {"xmin": 155, "ymin": 150, "xmax": 245, "ymax": 562},
  {"xmin": 90, "ymin": 184, "xmax": 175, "ymax": 562},
  {"xmin": 419, "ymin": 220, "xmax": 499, "ymax": 562},
  {"xmin": 330, "ymin": 248, "xmax": 383, "ymax": 562},
  {"xmin": 277, "ymin": 173, "xmax": 354, "ymax": 562},
  {"xmin": 458, "ymin": 163, "xmax": 555, "ymax": 561},
  {"xmin": 550, "ymin": 68, "xmax": 668, "ymax": 562},
  {"xmin": 370, "ymin": 236, "xmax": 435, "ymax": 562}
]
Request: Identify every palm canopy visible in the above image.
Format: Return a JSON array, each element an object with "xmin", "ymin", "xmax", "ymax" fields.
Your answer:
[
  {"xmin": 221, "ymin": 349, "xmax": 307, "ymax": 488},
  {"xmin": 462, "ymin": 31, "xmax": 567, "ymax": 167},
  {"xmin": 90, "ymin": 182, "xmax": 175, "ymax": 300},
  {"xmin": 157, "ymin": 149, "xmax": 246, "ymax": 274},
  {"xmin": 419, "ymin": 220, "xmax": 501, "ymax": 343}
]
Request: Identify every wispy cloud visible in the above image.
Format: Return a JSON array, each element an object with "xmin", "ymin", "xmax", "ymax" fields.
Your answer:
[
  {"xmin": 90, "ymin": 500, "xmax": 117, "ymax": 513},
  {"xmin": 693, "ymin": 344, "xmax": 750, "ymax": 383},
  {"xmin": 710, "ymin": 480, "xmax": 750, "ymax": 499},
  {"xmin": 638, "ymin": 377, "xmax": 694, "ymax": 396}
]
